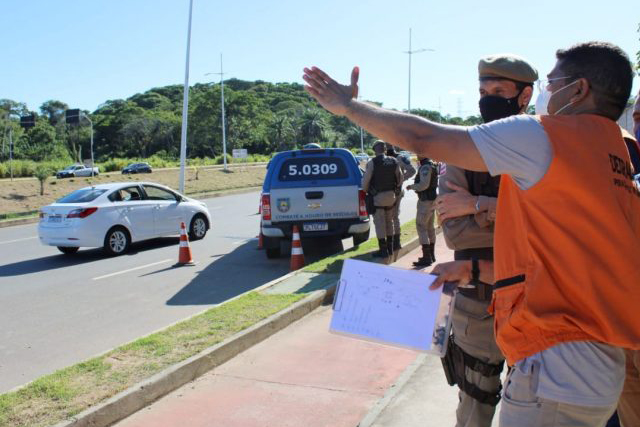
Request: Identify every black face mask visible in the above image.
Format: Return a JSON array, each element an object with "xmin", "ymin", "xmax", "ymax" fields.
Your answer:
[{"xmin": 478, "ymin": 92, "xmax": 522, "ymax": 123}]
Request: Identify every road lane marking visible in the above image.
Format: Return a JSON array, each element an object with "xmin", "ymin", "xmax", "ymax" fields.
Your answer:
[
  {"xmin": 0, "ymin": 236, "xmax": 38, "ymax": 245},
  {"xmin": 92, "ymin": 259, "xmax": 173, "ymax": 281}
]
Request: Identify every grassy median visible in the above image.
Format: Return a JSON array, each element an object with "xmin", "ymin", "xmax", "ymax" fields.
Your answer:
[
  {"xmin": 304, "ymin": 219, "xmax": 418, "ymax": 274},
  {"xmin": 0, "ymin": 165, "xmax": 266, "ymax": 216},
  {"xmin": 0, "ymin": 292, "xmax": 304, "ymax": 427}
]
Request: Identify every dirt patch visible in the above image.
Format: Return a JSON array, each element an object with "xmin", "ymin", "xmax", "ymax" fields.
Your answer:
[{"xmin": 0, "ymin": 166, "xmax": 266, "ymax": 216}]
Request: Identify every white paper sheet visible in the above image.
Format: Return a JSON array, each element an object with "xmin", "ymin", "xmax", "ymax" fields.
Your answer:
[{"xmin": 330, "ymin": 259, "xmax": 453, "ymax": 356}]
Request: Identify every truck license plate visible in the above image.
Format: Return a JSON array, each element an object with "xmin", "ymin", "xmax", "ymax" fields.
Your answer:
[{"xmin": 303, "ymin": 222, "xmax": 328, "ymax": 232}]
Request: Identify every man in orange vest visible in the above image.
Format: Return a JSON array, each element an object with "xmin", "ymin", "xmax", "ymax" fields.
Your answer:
[
  {"xmin": 615, "ymin": 91, "xmax": 640, "ymax": 427},
  {"xmin": 302, "ymin": 41, "xmax": 639, "ymax": 426}
]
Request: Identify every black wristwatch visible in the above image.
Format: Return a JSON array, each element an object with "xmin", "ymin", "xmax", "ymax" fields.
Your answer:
[{"xmin": 471, "ymin": 257, "xmax": 480, "ymax": 285}]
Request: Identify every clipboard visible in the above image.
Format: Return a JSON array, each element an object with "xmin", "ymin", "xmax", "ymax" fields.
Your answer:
[{"xmin": 330, "ymin": 259, "xmax": 454, "ymax": 356}]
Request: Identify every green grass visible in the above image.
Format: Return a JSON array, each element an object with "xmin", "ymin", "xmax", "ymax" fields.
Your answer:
[
  {"xmin": 0, "ymin": 292, "xmax": 305, "ymax": 427},
  {"xmin": 0, "ymin": 210, "xmax": 39, "ymax": 222},
  {"xmin": 304, "ymin": 219, "xmax": 418, "ymax": 274}
]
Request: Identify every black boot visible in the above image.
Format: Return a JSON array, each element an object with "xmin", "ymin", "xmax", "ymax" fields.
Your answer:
[
  {"xmin": 413, "ymin": 244, "xmax": 433, "ymax": 267},
  {"xmin": 429, "ymin": 242, "xmax": 436, "ymax": 263},
  {"xmin": 372, "ymin": 238, "xmax": 389, "ymax": 258},
  {"xmin": 393, "ymin": 234, "xmax": 401, "ymax": 251},
  {"xmin": 386, "ymin": 236, "xmax": 395, "ymax": 259}
]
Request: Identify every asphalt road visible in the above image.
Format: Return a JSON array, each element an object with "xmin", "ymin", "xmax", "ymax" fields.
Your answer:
[{"xmin": 0, "ymin": 188, "xmax": 417, "ymax": 392}]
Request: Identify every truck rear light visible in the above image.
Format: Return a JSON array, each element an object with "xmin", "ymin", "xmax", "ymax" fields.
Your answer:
[
  {"xmin": 261, "ymin": 194, "xmax": 271, "ymax": 221},
  {"xmin": 358, "ymin": 190, "xmax": 368, "ymax": 218},
  {"xmin": 67, "ymin": 207, "xmax": 98, "ymax": 219}
]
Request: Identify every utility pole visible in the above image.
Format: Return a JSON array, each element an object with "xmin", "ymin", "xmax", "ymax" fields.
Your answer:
[
  {"xmin": 403, "ymin": 28, "xmax": 434, "ymax": 114},
  {"xmin": 178, "ymin": 0, "xmax": 194, "ymax": 194},
  {"xmin": 9, "ymin": 128, "xmax": 13, "ymax": 181},
  {"xmin": 206, "ymin": 54, "xmax": 227, "ymax": 170}
]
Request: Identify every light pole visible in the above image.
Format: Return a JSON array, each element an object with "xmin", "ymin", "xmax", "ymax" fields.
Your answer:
[
  {"xmin": 205, "ymin": 53, "xmax": 227, "ymax": 171},
  {"xmin": 81, "ymin": 113, "xmax": 94, "ymax": 177},
  {"xmin": 178, "ymin": 0, "xmax": 194, "ymax": 194},
  {"xmin": 403, "ymin": 28, "xmax": 434, "ymax": 114}
]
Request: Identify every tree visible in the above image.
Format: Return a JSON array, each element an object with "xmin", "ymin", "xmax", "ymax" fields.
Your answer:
[
  {"xmin": 40, "ymin": 100, "xmax": 69, "ymax": 126},
  {"xmin": 297, "ymin": 109, "xmax": 328, "ymax": 146},
  {"xmin": 34, "ymin": 165, "xmax": 53, "ymax": 196}
]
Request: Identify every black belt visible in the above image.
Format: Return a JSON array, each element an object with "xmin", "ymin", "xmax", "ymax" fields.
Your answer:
[{"xmin": 454, "ymin": 247, "xmax": 493, "ymax": 261}]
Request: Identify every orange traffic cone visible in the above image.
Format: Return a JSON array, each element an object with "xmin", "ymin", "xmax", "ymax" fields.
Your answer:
[
  {"xmin": 290, "ymin": 225, "xmax": 305, "ymax": 271},
  {"xmin": 257, "ymin": 220, "xmax": 264, "ymax": 250},
  {"xmin": 175, "ymin": 222, "xmax": 196, "ymax": 266}
]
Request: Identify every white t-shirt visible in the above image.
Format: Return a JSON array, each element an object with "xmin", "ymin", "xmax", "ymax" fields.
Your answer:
[{"xmin": 468, "ymin": 115, "xmax": 625, "ymax": 407}]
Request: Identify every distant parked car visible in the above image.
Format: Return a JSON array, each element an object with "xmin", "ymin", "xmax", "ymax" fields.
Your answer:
[
  {"xmin": 38, "ymin": 182, "xmax": 211, "ymax": 256},
  {"xmin": 122, "ymin": 162, "xmax": 152, "ymax": 174},
  {"xmin": 56, "ymin": 164, "xmax": 99, "ymax": 179}
]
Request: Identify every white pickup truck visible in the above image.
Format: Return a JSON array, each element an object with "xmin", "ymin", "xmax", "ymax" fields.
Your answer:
[{"xmin": 56, "ymin": 164, "xmax": 100, "ymax": 179}]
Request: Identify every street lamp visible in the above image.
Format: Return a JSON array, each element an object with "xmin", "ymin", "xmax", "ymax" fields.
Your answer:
[
  {"xmin": 205, "ymin": 53, "xmax": 228, "ymax": 171},
  {"xmin": 403, "ymin": 28, "xmax": 434, "ymax": 114},
  {"xmin": 178, "ymin": 0, "xmax": 194, "ymax": 194}
]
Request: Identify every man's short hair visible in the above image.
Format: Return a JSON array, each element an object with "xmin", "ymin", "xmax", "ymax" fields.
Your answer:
[{"xmin": 555, "ymin": 41, "xmax": 633, "ymax": 120}]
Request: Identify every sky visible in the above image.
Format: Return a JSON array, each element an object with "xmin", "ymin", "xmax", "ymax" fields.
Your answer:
[{"xmin": 1, "ymin": 0, "xmax": 638, "ymax": 118}]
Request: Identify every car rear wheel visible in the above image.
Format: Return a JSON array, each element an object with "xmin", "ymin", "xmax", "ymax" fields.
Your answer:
[
  {"xmin": 353, "ymin": 229, "xmax": 370, "ymax": 246},
  {"xmin": 104, "ymin": 226, "xmax": 131, "ymax": 256},
  {"xmin": 57, "ymin": 246, "xmax": 79, "ymax": 255},
  {"xmin": 189, "ymin": 214, "xmax": 208, "ymax": 240}
]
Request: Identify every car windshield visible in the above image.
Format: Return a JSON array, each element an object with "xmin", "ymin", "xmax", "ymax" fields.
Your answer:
[
  {"xmin": 63, "ymin": 165, "xmax": 77, "ymax": 171},
  {"xmin": 57, "ymin": 188, "xmax": 107, "ymax": 203},
  {"xmin": 126, "ymin": 164, "xmax": 136, "ymax": 168}
]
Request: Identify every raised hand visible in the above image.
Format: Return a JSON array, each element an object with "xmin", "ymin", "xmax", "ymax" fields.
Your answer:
[{"xmin": 303, "ymin": 66, "xmax": 359, "ymax": 116}]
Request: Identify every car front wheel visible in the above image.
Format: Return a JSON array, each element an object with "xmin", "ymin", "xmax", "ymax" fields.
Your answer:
[
  {"xmin": 189, "ymin": 214, "xmax": 208, "ymax": 240},
  {"xmin": 104, "ymin": 226, "xmax": 131, "ymax": 256},
  {"xmin": 57, "ymin": 246, "xmax": 79, "ymax": 255}
]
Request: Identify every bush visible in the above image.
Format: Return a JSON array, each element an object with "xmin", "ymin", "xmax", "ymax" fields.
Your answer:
[{"xmin": 214, "ymin": 154, "xmax": 233, "ymax": 165}]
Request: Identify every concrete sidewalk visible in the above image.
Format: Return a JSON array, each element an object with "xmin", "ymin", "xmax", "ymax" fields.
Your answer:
[{"xmin": 114, "ymin": 239, "xmax": 472, "ymax": 427}]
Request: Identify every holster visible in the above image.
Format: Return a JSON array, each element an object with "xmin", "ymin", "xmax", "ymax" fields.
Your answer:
[
  {"xmin": 441, "ymin": 335, "xmax": 457, "ymax": 386},
  {"xmin": 440, "ymin": 334, "xmax": 504, "ymax": 406},
  {"xmin": 365, "ymin": 193, "xmax": 376, "ymax": 215}
]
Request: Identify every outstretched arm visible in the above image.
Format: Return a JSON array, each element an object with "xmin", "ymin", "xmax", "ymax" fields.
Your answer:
[{"xmin": 303, "ymin": 66, "xmax": 488, "ymax": 172}]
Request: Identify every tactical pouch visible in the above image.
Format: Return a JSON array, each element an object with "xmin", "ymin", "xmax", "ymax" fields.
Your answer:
[{"xmin": 440, "ymin": 334, "xmax": 504, "ymax": 406}]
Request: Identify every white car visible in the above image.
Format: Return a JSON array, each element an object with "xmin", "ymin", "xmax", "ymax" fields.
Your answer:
[{"xmin": 38, "ymin": 182, "xmax": 211, "ymax": 255}]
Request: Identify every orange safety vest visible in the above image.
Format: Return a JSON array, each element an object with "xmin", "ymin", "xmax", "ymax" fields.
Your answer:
[{"xmin": 490, "ymin": 114, "xmax": 640, "ymax": 365}]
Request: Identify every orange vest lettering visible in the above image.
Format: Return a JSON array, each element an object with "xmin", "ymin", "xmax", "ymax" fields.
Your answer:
[{"xmin": 490, "ymin": 114, "xmax": 640, "ymax": 365}]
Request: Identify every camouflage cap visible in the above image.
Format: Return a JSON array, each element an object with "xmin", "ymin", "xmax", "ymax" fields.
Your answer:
[{"xmin": 478, "ymin": 54, "xmax": 538, "ymax": 84}]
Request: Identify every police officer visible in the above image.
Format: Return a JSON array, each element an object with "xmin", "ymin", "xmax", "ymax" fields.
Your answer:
[
  {"xmin": 362, "ymin": 140, "xmax": 403, "ymax": 259},
  {"xmin": 407, "ymin": 156, "xmax": 438, "ymax": 266},
  {"xmin": 386, "ymin": 143, "xmax": 416, "ymax": 251},
  {"xmin": 437, "ymin": 54, "xmax": 537, "ymax": 427}
]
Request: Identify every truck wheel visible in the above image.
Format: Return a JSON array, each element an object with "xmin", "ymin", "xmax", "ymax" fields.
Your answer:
[
  {"xmin": 266, "ymin": 247, "xmax": 281, "ymax": 259},
  {"xmin": 353, "ymin": 230, "xmax": 370, "ymax": 246}
]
